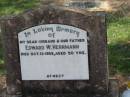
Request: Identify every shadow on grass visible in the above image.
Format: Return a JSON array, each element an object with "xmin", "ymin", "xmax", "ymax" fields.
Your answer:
[{"xmin": 108, "ymin": 42, "xmax": 130, "ymax": 75}]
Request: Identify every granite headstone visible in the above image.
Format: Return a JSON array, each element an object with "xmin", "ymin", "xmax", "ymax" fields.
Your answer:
[{"xmin": 0, "ymin": 4, "xmax": 108, "ymax": 97}]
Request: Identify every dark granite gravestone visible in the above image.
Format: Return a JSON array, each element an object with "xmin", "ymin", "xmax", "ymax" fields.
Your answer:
[{"xmin": 0, "ymin": 4, "xmax": 109, "ymax": 97}]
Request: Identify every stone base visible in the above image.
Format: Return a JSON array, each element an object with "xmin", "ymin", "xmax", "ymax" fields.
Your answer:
[
  {"xmin": 1, "ymin": 93, "xmax": 111, "ymax": 97},
  {"xmin": 1, "ymin": 79, "xmax": 119, "ymax": 97},
  {"xmin": 6, "ymin": 95, "xmax": 22, "ymax": 97},
  {"xmin": 2, "ymin": 94, "xmax": 22, "ymax": 97},
  {"xmin": 25, "ymin": 94, "xmax": 110, "ymax": 97},
  {"xmin": 1, "ymin": 91, "xmax": 22, "ymax": 97}
]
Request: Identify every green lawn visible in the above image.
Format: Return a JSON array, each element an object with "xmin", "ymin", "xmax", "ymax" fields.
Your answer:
[
  {"xmin": 0, "ymin": 68, "xmax": 6, "ymax": 75},
  {"xmin": 0, "ymin": 0, "xmax": 39, "ymax": 16},
  {"xmin": 107, "ymin": 16, "xmax": 130, "ymax": 75},
  {"xmin": 0, "ymin": 1, "xmax": 130, "ymax": 75}
]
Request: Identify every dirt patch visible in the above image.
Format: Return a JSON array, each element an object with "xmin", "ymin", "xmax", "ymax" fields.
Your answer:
[
  {"xmin": 110, "ymin": 0, "xmax": 130, "ymax": 17},
  {"xmin": 0, "ymin": 75, "xmax": 6, "ymax": 93},
  {"xmin": 98, "ymin": 0, "xmax": 130, "ymax": 12},
  {"xmin": 112, "ymin": 74, "xmax": 129, "ymax": 93}
]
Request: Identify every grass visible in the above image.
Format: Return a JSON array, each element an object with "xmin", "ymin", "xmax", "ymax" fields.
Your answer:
[
  {"xmin": 107, "ymin": 16, "xmax": 130, "ymax": 75},
  {"xmin": 0, "ymin": 0, "xmax": 39, "ymax": 16},
  {"xmin": 0, "ymin": 47, "xmax": 4, "ymax": 75},
  {"xmin": 0, "ymin": 68, "xmax": 6, "ymax": 75},
  {"xmin": 0, "ymin": 1, "xmax": 130, "ymax": 75}
]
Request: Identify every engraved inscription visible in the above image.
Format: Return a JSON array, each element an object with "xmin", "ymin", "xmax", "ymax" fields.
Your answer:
[{"xmin": 18, "ymin": 24, "xmax": 89, "ymax": 80}]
